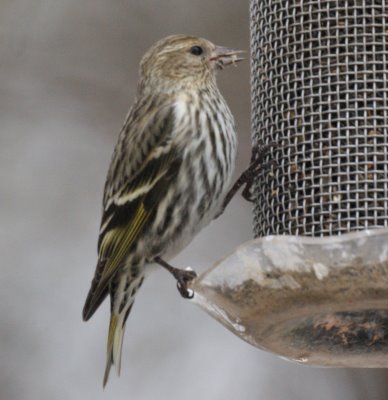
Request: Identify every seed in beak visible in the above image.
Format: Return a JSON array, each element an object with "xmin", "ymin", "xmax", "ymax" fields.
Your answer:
[{"xmin": 209, "ymin": 48, "xmax": 245, "ymax": 68}]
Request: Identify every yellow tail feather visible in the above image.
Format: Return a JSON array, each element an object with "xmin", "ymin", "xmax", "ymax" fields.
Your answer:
[{"xmin": 103, "ymin": 314, "xmax": 125, "ymax": 387}]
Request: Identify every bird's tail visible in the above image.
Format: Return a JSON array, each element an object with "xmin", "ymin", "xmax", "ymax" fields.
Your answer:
[
  {"xmin": 103, "ymin": 273, "xmax": 144, "ymax": 387},
  {"xmin": 103, "ymin": 312, "xmax": 127, "ymax": 387}
]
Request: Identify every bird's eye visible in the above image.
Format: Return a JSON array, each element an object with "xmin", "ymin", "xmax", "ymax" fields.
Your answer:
[{"xmin": 190, "ymin": 46, "xmax": 203, "ymax": 56}]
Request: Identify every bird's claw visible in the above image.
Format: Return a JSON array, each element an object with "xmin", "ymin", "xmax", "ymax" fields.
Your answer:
[
  {"xmin": 154, "ymin": 257, "xmax": 197, "ymax": 299},
  {"xmin": 241, "ymin": 141, "xmax": 277, "ymax": 202},
  {"xmin": 176, "ymin": 269, "xmax": 197, "ymax": 299}
]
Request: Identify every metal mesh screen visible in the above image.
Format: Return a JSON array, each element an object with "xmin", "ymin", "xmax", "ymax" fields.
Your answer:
[{"xmin": 251, "ymin": 0, "xmax": 388, "ymax": 237}]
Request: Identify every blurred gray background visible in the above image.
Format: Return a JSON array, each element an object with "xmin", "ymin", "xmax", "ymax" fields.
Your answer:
[{"xmin": 1, "ymin": 1, "xmax": 387, "ymax": 399}]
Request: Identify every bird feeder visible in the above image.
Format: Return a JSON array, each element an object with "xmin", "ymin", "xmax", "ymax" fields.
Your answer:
[{"xmin": 188, "ymin": 0, "xmax": 388, "ymax": 367}]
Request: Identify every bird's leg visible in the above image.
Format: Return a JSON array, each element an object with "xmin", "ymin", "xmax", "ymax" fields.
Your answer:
[
  {"xmin": 154, "ymin": 257, "xmax": 197, "ymax": 299},
  {"xmin": 217, "ymin": 142, "xmax": 276, "ymax": 216}
]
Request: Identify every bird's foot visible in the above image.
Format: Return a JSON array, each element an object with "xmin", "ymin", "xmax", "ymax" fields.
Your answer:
[
  {"xmin": 154, "ymin": 257, "xmax": 197, "ymax": 299},
  {"xmin": 218, "ymin": 141, "xmax": 276, "ymax": 215},
  {"xmin": 176, "ymin": 268, "xmax": 197, "ymax": 299},
  {"xmin": 240, "ymin": 141, "xmax": 276, "ymax": 202}
]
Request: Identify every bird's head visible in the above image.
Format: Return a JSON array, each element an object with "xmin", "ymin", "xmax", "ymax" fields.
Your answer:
[{"xmin": 138, "ymin": 34, "xmax": 244, "ymax": 93}]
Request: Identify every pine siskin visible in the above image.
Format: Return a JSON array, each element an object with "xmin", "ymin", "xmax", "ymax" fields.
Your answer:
[{"xmin": 82, "ymin": 34, "xmax": 244, "ymax": 386}]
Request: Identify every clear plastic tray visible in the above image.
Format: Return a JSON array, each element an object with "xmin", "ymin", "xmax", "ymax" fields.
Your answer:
[{"xmin": 188, "ymin": 229, "xmax": 388, "ymax": 367}]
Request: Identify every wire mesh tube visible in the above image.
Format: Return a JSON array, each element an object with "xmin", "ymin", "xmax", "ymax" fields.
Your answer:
[
  {"xmin": 188, "ymin": 1, "xmax": 388, "ymax": 367},
  {"xmin": 251, "ymin": 0, "xmax": 388, "ymax": 236}
]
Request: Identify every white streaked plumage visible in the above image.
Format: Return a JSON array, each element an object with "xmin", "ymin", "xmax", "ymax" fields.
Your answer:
[{"xmin": 82, "ymin": 34, "xmax": 241, "ymax": 386}]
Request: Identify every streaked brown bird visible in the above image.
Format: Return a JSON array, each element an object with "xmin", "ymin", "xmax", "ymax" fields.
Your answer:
[{"xmin": 82, "ymin": 34, "xmax": 244, "ymax": 386}]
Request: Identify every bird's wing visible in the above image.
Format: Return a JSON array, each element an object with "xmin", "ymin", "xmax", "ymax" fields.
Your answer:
[{"xmin": 83, "ymin": 103, "xmax": 182, "ymax": 321}]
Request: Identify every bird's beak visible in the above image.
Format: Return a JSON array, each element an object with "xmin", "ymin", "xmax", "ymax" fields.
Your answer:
[{"xmin": 209, "ymin": 46, "xmax": 245, "ymax": 69}]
